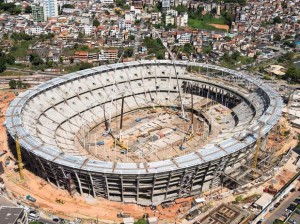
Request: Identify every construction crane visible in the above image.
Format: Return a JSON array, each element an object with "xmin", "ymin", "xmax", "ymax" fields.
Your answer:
[
  {"xmin": 252, "ymin": 124, "xmax": 262, "ymax": 170},
  {"xmin": 15, "ymin": 135, "xmax": 24, "ymax": 180},
  {"xmin": 281, "ymin": 91, "xmax": 293, "ymax": 135}
]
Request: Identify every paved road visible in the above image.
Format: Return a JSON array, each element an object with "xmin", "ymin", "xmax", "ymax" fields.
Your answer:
[
  {"xmin": 264, "ymin": 189, "xmax": 300, "ymax": 224},
  {"xmin": 0, "ymin": 194, "xmax": 58, "ymax": 224},
  {"xmin": 0, "ymin": 194, "xmax": 15, "ymax": 206}
]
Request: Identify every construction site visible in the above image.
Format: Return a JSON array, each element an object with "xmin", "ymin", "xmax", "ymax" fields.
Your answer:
[
  {"xmin": 4, "ymin": 60, "xmax": 284, "ymax": 208},
  {"xmin": 5, "ymin": 59, "xmax": 300, "ymax": 224}
]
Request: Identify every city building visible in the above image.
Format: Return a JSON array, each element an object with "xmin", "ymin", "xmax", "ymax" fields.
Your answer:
[
  {"xmin": 0, "ymin": 207, "xmax": 28, "ymax": 224},
  {"xmin": 162, "ymin": 0, "xmax": 170, "ymax": 11},
  {"xmin": 43, "ymin": 0, "xmax": 58, "ymax": 21},
  {"xmin": 32, "ymin": 5, "xmax": 44, "ymax": 23}
]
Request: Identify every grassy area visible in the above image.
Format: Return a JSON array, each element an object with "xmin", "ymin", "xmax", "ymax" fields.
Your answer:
[
  {"xmin": 0, "ymin": 70, "xmax": 27, "ymax": 76},
  {"xmin": 188, "ymin": 13, "xmax": 227, "ymax": 30},
  {"xmin": 10, "ymin": 40, "xmax": 33, "ymax": 58}
]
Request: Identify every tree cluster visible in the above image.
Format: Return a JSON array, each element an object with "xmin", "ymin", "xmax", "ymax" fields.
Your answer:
[
  {"xmin": 0, "ymin": 1, "xmax": 21, "ymax": 15},
  {"xmin": 29, "ymin": 53, "xmax": 44, "ymax": 66},
  {"xmin": 93, "ymin": 19, "xmax": 100, "ymax": 27},
  {"xmin": 116, "ymin": 0, "xmax": 129, "ymax": 9},
  {"xmin": 62, "ymin": 4, "xmax": 75, "ymax": 9},
  {"xmin": 123, "ymin": 47, "xmax": 134, "ymax": 58},
  {"xmin": 0, "ymin": 51, "xmax": 15, "ymax": 73},
  {"xmin": 11, "ymin": 32, "xmax": 32, "ymax": 41},
  {"xmin": 284, "ymin": 66, "xmax": 300, "ymax": 84},
  {"xmin": 172, "ymin": 43, "xmax": 194, "ymax": 55},
  {"xmin": 143, "ymin": 37, "xmax": 166, "ymax": 59},
  {"xmin": 9, "ymin": 79, "xmax": 28, "ymax": 89},
  {"xmin": 24, "ymin": 5, "xmax": 32, "ymax": 13}
]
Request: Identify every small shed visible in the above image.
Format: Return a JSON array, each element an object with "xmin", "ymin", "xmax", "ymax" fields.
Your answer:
[
  {"xmin": 253, "ymin": 193, "xmax": 273, "ymax": 210},
  {"xmin": 148, "ymin": 216, "xmax": 158, "ymax": 224},
  {"xmin": 123, "ymin": 217, "xmax": 134, "ymax": 224}
]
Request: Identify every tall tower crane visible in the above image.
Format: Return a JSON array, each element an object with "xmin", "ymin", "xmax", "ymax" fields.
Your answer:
[{"xmin": 15, "ymin": 135, "xmax": 24, "ymax": 179}]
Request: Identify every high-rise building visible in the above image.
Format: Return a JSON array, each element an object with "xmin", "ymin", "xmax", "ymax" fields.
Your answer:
[
  {"xmin": 43, "ymin": 0, "xmax": 58, "ymax": 21},
  {"xmin": 32, "ymin": 5, "xmax": 44, "ymax": 22},
  {"xmin": 162, "ymin": 0, "xmax": 170, "ymax": 11}
]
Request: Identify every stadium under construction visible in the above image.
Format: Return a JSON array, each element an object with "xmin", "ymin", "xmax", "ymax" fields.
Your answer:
[{"xmin": 5, "ymin": 60, "xmax": 282, "ymax": 205}]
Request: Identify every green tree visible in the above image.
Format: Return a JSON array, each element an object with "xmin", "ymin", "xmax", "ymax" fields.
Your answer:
[
  {"xmin": 9, "ymin": 80, "xmax": 17, "ymax": 89},
  {"xmin": 273, "ymin": 16, "xmax": 282, "ymax": 24},
  {"xmin": 29, "ymin": 53, "xmax": 44, "ymax": 66},
  {"xmin": 93, "ymin": 19, "xmax": 100, "ymax": 27},
  {"xmin": 183, "ymin": 43, "xmax": 194, "ymax": 54},
  {"xmin": 123, "ymin": 47, "xmax": 134, "ymax": 58},
  {"xmin": 202, "ymin": 45, "xmax": 212, "ymax": 54},
  {"xmin": 273, "ymin": 34, "xmax": 281, "ymax": 41},
  {"xmin": 0, "ymin": 59, "xmax": 6, "ymax": 73},
  {"xmin": 134, "ymin": 218, "xmax": 147, "ymax": 224},
  {"xmin": 5, "ymin": 54, "xmax": 15, "ymax": 65},
  {"xmin": 78, "ymin": 32, "xmax": 85, "ymax": 40},
  {"xmin": 62, "ymin": 4, "xmax": 74, "ymax": 9},
  {"xmin": 235, "ymin": 195, "xmax": 243, "ymax": 203},
  {"xmin": 79, "ymin": 62, "xmax": 93, "ymax": 70},
  {"xmin": 143, "ymin": 37, "xmax": 166, "ymax": 59},
  {"xmin": 211, "ymin": 8, "xmax": 217, "ymax": 15},
  {"xmin": 285, "ymin": 66, "xmax": 300, "ymax": 83},
  {"xmin": 24, "ymin": 5, "xmax": 32, "ymax": 13},
  {"xmin": 175, "ymin": 5, "xmax": 188, "ymax": 13},
  {"xmin": 129, "ymin": 35, "xmax": 135, "ymax": 41},
  {"xmin": 273, "ymin": 219, "xmax": 284, "ymax": 224}
]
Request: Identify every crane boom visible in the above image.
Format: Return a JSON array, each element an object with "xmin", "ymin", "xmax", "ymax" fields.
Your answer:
[{"xmin": 15, "ymin": 135, "xmax": 24, "ymax": 179}]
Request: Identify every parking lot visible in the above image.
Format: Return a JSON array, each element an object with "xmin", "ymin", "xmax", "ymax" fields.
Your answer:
[{"xmin": 264, "ymin": 188, "xmax": 300, "ymax": 224}]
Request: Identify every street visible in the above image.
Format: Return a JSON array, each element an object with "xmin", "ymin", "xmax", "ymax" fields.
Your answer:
[
  {"xmin": 0, "ymin": 194, "xmax": 57, "ymax": 224},
  {"xmin": 264, "ymin": 188, "xmax": 300, "ymax": 224}
]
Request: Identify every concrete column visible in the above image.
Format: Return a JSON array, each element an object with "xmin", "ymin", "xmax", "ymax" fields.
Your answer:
[
  {"xmin": 75, "ymin": 172, "xmax": 84, "ymax": 195},
  {"xmin": 189, "ymin": 166, "xmax": 199, "ymax": 195},
  {"xmin": 105, "ymin": 175, "xmax": 110, "ymax": 199},
  {"xmin": 151, "ymin": 175, "xmax": 156, "ymax": 203},
  {"xmin": 165, "ymin": 172, "xmax": 172, "ymax": 199},
  {"xmin": 136, "ymin": 176, "xmax": 140, "ymax": 202},
  {"xmin": 48, "ymin": 162, "xmax": 60, "ymax": 187},
  {"xmin": 35, "ymin": 156, "xmax": 50, "ymax": 183},
  {"xmin": 88, "ymin": 173, "xmax": 96, "ymax": 198},
  {"xmin": 121, "ymin": 176, "xmax": 124, "ymax": 202},
  {"xmin": 200, "ymin": 162, "xmax": 211, "ymax": 192}
]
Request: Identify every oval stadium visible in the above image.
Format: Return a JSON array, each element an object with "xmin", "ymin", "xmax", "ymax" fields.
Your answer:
[{"xmin": 5, "ymin": 60, "xmax": 282, "ymax": 206}]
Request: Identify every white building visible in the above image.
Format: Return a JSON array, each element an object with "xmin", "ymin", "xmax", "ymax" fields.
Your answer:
[
  {"xmin": 43, "ymin": 0, "xmax": 58, "ymax": 21},
  {"xmin": 178, "ymin": 32, "xmax": 191, "ymax": 45},
  {"xmin": 176, "ymin": 13, "xmax": 188, "ymax": 27},
  {"xmin": 165, "ymin": 15, "xmax": 174, "ymax": 25},
  {"xmin": 83, "ymin": 25, "xmax": 93, "ymax": 36},
  {"xmin": 162, "ymin": 0, "xmax": 170, "ymax": 10},
  {"xmin": 25, "ymin": 26, "xmax": 44, "ymax": 35}
]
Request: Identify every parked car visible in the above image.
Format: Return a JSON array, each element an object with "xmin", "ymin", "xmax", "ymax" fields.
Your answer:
[
  {"xmin": 52, "ymin": 216, "xmax": 60, "ymax": 222},
  {"xmin": 274, "ymin": 202, "xmax": 281, "ymax": 208},
  {"xmin": 269, "ymin": 207, "xmax": 275, "ymax": 213},
  {"xmin": 26, "ymin": 195, "xmax": 36, "ymax": 202},
  {"xmin": 28, "ymin": 210, "xmax": 39, "ymax": 220}
]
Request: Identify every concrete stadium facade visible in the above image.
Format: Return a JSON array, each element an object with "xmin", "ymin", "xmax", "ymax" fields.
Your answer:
[{"xmin": 5, "ymin": 60, "xmax": 282, "ymax": 205}]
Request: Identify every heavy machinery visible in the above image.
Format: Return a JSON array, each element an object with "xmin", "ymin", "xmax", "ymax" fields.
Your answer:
[
  {"xmin": 263, "ymin": 185, "xmax": 278, "ymax": 195},
  {"xmin": 15, "ymin": 135, "xmax": 24, "ymax": 179}
]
